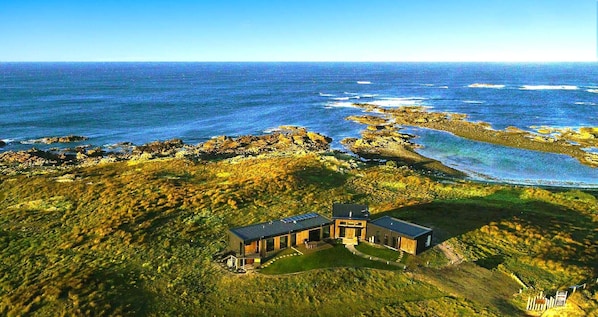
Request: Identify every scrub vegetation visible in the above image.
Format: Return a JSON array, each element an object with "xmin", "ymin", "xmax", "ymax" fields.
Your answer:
[{"xmin": 0, "ymin": 153, "xmax": 596, "ymax": 316}]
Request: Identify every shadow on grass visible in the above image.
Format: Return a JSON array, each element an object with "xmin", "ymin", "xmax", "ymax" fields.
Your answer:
[
  {"xmin": 293, "ymin": 166, "xmax": 349, "ymax": 189},
  {"xmin": 376, "ymin": 189, "xmax": 598, "ymax": 275}
]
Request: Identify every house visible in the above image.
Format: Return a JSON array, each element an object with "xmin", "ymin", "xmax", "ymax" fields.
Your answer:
[
  {"xmin": 366, "ymin": 216, "xmax": 433, "ymax": 255},
  {"xmin": 331, "ymin": 203, "xmax": 369, "ymax": 245},
  {"xmin": 226, "ymin": 205, "xmax": 434, "ymax": 269},
  {"xmin": 228, "ymin": 212, "xmax": 333, "ymax": 268}
]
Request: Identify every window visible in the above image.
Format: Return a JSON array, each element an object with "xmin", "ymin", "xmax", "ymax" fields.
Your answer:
[
  {"xmin": 426, "ymin": 235, "xmax": 431, "ymax": 247},
  {"xmin": 266, "ymin": 238, "xmax": 275, "ymax": 252},
  {"xmin": 339, "ymin": 226, "xmax": 346, "ymax": 238},
  {"xmin": 280, "ymin": 235, "xmax": 288, "ymax": 249},
  {"xmin": 291, "ymin": 233, "xmax": 296, "ymax": 246},
  {"xmin": 323, "ymin": 225, "xmax": 330, "ymax": 238}
]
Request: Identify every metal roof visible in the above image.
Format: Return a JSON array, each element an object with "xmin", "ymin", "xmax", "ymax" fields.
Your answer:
[
  {"xmin": 332, "ymin": 203, "xmax": 369, "ymax": 220},
  {"xmin": 369, "ymin": 216, "xmax": 432, "ymax": 239},
  {"xmin": 229, "ymin": 212, "xmax": 332, "ymax": 242}
]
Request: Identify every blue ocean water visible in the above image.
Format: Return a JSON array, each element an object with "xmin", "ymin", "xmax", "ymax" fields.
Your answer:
[{"xmin": 1, "ymin": 62, "xmax": 597, "ymax": 186}]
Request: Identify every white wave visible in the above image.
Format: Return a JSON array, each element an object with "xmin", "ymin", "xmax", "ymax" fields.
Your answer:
[
  {"xmin": 1, "ymin": 138, "xmax": 14, "ymax": 144},
  {"xmin": 439, "ymin": 86, "xmax": 449, "ymax": 89},
  {"xmin": 369, "ymin": 97, "xmax": 427, "ymax": 107},
  {"xmin": 263, "ymin": 127, "xmax": 282, "ymax": 133},
  {"xmin": 575, "ymin": 102, "xmax": 597, "ymax": 106},
  {"xmin": 421, "ymin": 84, "xmax": 435, "ymax": 87},
  {"xmin": 462, "ymin": 100, "xmax": 485, "ymax": 104},
  {"xmin": 587, "ymin": 89, "xmax": 598, "ymax": 94},
  {"xmin": 319, "ymin": 93, "xmax": 335, "ymax": 97},
  {"xmin": 344, "ymin": 92, "xmax": 360, "ymax": 95},
  {"xmin": 520, "ymin": 85, "xmax": 579, "ymax": 91},
  {"xmin": 332, "ymin": 97, "xmax": 350, "ymax": 101},
  {"xmin": 357, "ymin": 81, "xmax": 371, "ymax": 84},
  {"xmin": 325, "ymin": 102, "xmax": 359, "ymax": 109},
  {"xmin": 360, "ymin": 94, "xmax": 378, "ymax": 98},
  {"xmin": 468, "ymin": 83, "xmax": 505, "ymax": 89}
]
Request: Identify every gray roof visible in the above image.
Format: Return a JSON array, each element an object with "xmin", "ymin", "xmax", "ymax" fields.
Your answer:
[
  {"xmin": 369, "ymin": 216, "xmax": 432, "ymax": 239},
  {"xmin": 332, "ymin": 203, "xmax": 369, "ymax": 220},
  {"xmin": 229, "ymin": 212, "xmax": 332, "ymax": 242}
]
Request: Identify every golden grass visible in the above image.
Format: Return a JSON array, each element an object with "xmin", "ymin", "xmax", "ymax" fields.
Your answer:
[{"xmin": 0, "ymin": 153, "xmax": 596, "ymax": 315}]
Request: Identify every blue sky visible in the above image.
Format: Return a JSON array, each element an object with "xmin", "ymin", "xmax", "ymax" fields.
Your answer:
[{"xmin": 0, "ymin": 0, "xmax": 596, "ymax": 62}]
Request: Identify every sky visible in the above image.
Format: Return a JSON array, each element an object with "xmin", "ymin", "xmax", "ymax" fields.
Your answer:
[{"xmin": 0, "ymin": 0, "xmax": 596, "ymax": 62}]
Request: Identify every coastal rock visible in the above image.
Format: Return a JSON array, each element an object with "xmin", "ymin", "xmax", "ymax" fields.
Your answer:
[
  {"xmin": 28, "ymin": 135, "xmax": 88, "ymax": 144},
  {"xmin": 133, "ymin": 139, "xmax": 184, "ymax": 157},
  {"xmin": 0, "ymin": 148, "xmax": 76, "ymax": 167},
  {"xmin": 0, "ymin": 140, "xmax": 5, "ymax": 147},
  {"xmin": 196, "ymin": 126, "xmax": 331, "ymax": 159}
]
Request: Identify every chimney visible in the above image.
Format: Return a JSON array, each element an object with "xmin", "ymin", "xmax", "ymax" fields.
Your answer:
[{"xmin": 349, "ymin": 211, "xmax": 352, "ymax": 218}]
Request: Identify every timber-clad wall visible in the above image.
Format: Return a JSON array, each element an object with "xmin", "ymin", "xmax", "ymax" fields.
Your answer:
[
  {"xmin": 366, "ymin": 222, "xmax": 432, "ymax": 255},
  {"xmin": 333, "ymin": 219, "xmax": 367, "ymax": 240}
]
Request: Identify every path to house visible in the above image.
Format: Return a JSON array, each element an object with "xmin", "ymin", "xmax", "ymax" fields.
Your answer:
[{"xmin": 345, "ymin": 244, "xmax": 406, "ymax": 268}]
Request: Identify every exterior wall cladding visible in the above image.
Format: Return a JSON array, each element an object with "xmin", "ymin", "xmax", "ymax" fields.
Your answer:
[{"xmin": 366, "ymin": 222, "xmax": 433, "ymax": 255}]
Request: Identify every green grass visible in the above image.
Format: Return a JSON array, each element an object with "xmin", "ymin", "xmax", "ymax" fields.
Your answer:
[
  {"xmin": 354, "ymin": 242, "xmax": 401, "ymax": 262},
  {"xmin": 0, "ymin": 153, "xmax": 596, "ymax": 315},
  {"xmin": 260, "ymin": 244, "xmax": 402, "ymax": 274}
]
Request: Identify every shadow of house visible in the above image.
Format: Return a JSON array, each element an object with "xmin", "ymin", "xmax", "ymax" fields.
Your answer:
[{"xmin": 375, "ymin": 189, "xmax": 598, "ymax": 276}]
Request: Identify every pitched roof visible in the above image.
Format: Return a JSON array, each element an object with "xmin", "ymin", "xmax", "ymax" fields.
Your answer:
[
  {"xmin": 332, "ymin": 203, "xmax": 369, "ymax": 220},
  {"xmin": 369, "ymin": 216, "xmax": 432, "ymax": 239},
  {"xmin": 229, "ymin": 212, "xmax": 332, "ymax": 242}
]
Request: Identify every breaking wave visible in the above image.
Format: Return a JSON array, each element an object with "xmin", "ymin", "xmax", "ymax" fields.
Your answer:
[
  {"xmin": 520, "ymin": 85, "xmax": 579, "ymax": 91},
  {"xmin": 468, "ymin": 83, "xmax": 505, "ymax": 89}
]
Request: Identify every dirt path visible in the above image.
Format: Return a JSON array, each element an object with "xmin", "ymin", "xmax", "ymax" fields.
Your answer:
[{"xmin": 437, "ymin": 241, "xmax": 464, "ymax": 265}]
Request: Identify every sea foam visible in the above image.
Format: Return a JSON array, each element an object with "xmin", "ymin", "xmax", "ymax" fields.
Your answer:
[
  {"xmin": 520, "ymin": 85, "xmax": 579, "ymax": 91},
  {"xmin": 369, "ymin": 97, "xmax": 427, "ymax": 107},
  {"xmin": 587, "ymin": 89, "xmax": 598, "ymax": 94},
  {"xmin": 468, "ymin": 83, "xmax": 505, "ymax": 89}
]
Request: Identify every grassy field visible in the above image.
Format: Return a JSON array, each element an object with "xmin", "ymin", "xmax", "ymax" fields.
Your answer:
[{"xmin": 0, "ymin": 153, "xmax": 596, "ymax": 316}]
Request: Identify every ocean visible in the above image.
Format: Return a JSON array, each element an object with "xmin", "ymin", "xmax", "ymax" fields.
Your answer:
[{"xmin": 1, "ymin": 62, "xmax": 597, "ymax": 187}]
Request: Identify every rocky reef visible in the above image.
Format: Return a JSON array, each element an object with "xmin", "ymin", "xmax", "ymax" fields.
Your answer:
[
  {"xmin": 26, "ymin": 135, "xmax": 89, "ymax": 144},
  {"xmin": 0, "ymin": 127, "xmax": 332, "ymax": 174},
  {"xmin": 352, "ymin": 104, "xmax": 598, "ymax": 168},
  {"xmin": 342, "ymin": 116, "xmax": 465, "ymax": 177}
]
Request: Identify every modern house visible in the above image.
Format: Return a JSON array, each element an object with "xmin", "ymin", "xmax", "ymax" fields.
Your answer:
[
  {"xmin": 331, "ymin": 203, "xmax": 369, "ymax": 245},
  {"xmin": 226, "ymin": 204, "xmax": 433, "ymax": 269},
  {"xmin": 366, "ymin": 216, "xmax": 433, "ymax": 255},
  {"xmin": 228, "ymin": 212, "xmax": 333, "ymax": 267}
]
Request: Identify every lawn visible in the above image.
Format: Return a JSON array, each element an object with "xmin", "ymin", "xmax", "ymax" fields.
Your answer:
[
  {"xmin": 354, "ymin": 242, "xmax": 401, "ymax": 262},
  {"xmin": 260, "ymin": 243, "xmax": 402, "ymax": 275}
]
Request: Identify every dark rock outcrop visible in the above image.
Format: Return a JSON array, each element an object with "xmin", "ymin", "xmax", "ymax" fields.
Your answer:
[
  {"xmin": 195, "ymin": 126, "xmax": 331, "ymax": 159},
  {"xmin": 27, "ymin": 135, "xmax": 89, "ymax": 144},
  {"xmin": 133, "ymin": 139, "xmax": 184, "ymax": 157}
]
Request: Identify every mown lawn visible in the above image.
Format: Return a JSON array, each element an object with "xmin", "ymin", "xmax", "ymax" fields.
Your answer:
[
  {"xmin": 354, "ymin": 242, "xmax": 401, "ymax": 262},
  {"xmin": 260, "ymin": 244, "xmax": 402, "ymax": 275}
]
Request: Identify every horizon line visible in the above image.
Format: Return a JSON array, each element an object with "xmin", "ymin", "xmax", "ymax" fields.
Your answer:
[{"xmin": 2, "ymin": 60, "xmax": 597, "ymax": 63}]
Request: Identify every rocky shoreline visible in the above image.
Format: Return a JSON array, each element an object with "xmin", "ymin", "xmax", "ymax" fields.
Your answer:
[
  {"xmin": 0, "ymin": 127, "xmax": 332, "ymax": 175},
  {"xmin": 350, "ymin": 104, "xmax": 598, "ymax": 168}
]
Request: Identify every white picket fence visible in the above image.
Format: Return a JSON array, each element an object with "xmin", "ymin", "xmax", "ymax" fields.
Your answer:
[{"xmin": 526, "ymin": 291, "xmax": 568, "ymax": 311}]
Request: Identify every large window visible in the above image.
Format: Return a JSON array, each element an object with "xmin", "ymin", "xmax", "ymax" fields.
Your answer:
[
  {"xmin": 266, "ymin": 238, "xmax": 275, "ymax": 252},
  {"xmin": 339, "ymin": 226, "xmax": 346, "ymax": 238},
  {"xmin": 323, "ymin": 225, "xmax": 330, "ymax": 238},
  {"xmin": 280, "ymin": 235, "xmax": 288, "ymax": 249}
]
